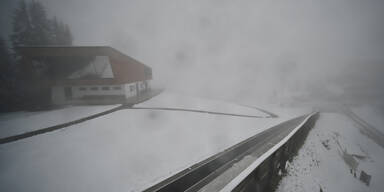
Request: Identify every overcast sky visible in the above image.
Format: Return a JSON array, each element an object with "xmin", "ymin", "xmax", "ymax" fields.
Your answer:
[{"xmin": 1, "ymin": 0, "xmax": 384, "ymax": 103}]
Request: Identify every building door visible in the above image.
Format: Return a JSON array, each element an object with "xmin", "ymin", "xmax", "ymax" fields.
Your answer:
[
  {"xmin": 144, "ymin": 81, "xmax": 148, "ymax": 90},
  {"xmin": 64, "ymin": 87, "xmax": 72, "ymax": 100},
  {"xmin": 136, "ymin": 83, "xmax": 140, "ymax": 97}
]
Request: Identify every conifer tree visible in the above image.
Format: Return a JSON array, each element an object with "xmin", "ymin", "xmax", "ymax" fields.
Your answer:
[
  {"xmin": 10, "ymin": 0, "xmax": 74, "ymax": 109},
  {"xmin": 0, "ymin": 37, "xmax": 17, "ymax": 111},
  {"xmin": 10, "ymin": 0, "xmax": 32, "ymax": 48},
  {"xmin": 11, "ymin": 0, "xmax": 73, "ymax": 47},
  {"xmin": 28, "ymin": 0, "xmax": 52, "ymax": 45}
]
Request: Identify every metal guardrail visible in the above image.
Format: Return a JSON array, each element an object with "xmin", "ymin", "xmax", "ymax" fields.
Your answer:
[
  {"xmin": 230, "ymin": 113, "xmax": 318, "ymax": 192},
  {"xmin": 144, "ymin": 113, "xmax": 318, "ymax": 192}
]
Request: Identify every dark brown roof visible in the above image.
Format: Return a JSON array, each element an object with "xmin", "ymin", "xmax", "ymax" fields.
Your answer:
[
  {"xmin": 16, "ymin": 46, "xmax": 150, "ymax": 69},
  {"xmin": 18, "ymin": 46, "xmax": 152, "ymax": 85}
]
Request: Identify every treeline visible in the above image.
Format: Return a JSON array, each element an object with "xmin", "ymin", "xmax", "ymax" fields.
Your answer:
[{"xmin": 0, "ymin": 0, "xmax": 73, "ymax": 112}]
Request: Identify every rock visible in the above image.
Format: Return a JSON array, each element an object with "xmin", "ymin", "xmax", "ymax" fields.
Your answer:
[{"xmin": 359, "ymin": 170, "xmax": 371, "ymax": 186}]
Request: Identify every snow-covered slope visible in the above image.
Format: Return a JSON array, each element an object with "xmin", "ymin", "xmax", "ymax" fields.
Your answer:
[
  {"xmin": 0, "ymin": 92, "xmax": 310, "ymax": 192},
  {"xmin": 0, "ymin": 105, "xmax": 118, "ymax": 138},
  {"xmin": 277, "ymin": 113, "xmax": 384, "ymax": 192},
  {"xmin": 351, "ymin": 105, "xmax": 384, "ymax": 133}
]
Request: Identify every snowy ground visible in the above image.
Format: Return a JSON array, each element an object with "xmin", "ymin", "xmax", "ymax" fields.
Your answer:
[
  {"xmin": 0, "ymin": 92, "xmax": 310, "ymax": 192},
  {"xmin": 0, "ymin": 105, "xmax": 119, "ymax": 138},
  {"xmin": 135, "ymin": 91, "xmax": 272, "ymax": 117},
  {"xmin": 276, "ymin": 113, "xmax": 384, "ymax": 192},
  {"xmin": 351, "ymin": 105, "xmax": 384, "ymax": 133}
]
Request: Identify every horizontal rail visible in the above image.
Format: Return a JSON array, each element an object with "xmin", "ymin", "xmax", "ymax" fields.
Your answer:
[{"xmin": 144, "ymin": 113, "xmax": 317, "ymax": 192}]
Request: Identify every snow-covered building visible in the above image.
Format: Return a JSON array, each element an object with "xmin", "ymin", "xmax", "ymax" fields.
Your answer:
[{"xmin": 19, "ymin": 46, "xmax": 152, "ymax": 105}]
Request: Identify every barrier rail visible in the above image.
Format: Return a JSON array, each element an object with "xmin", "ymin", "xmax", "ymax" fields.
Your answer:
[{"xmin": 144, "ymin": 112, "xmax": 319, "ymax": 192}]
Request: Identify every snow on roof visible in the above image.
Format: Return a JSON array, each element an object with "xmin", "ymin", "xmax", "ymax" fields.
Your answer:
[{"xmin": 68, "ymin": 56, "xmax": 114, "ymax": 79}]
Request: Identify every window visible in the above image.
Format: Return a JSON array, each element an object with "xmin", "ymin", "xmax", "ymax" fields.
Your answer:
[
  {"xmin": 102, "ymin": 87, "xmax": 110, "ymax": 90},
  {"xmin": 113, "ymin": 86, "xmax": 121, "ymax": 90},
  {"xmin": 79, "ymin": 87, "xmax": 86, "ymax": 91},
  {"xmin": 91, "ymin": 87, "xmax": 98, "ymax": 91},
  {"xmin": 130, "ymin": 85, "xmax": 135, "ymax": 91}
]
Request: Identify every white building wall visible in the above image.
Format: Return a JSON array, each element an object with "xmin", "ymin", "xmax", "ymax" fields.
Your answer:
[
  {"xmin": 71, "ymin": 85, "xmax": 125, "ymax": 99},
  {"xmin": 146, "ymin": 80, "xmax": 152, "ymax": 90},
  {"xmin": 123, "ymin": 83, "xmax": 137, "ymax": 98},
  {"xmin": 51, "ymin": 80, "xmax": 151, "ymax": 105},
  {"xmin": 138, "ymin": 81, "xmax": 147, "ymax": 92}
]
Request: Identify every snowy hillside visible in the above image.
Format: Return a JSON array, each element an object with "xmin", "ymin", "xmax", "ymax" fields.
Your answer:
[
  {"xmin": 277, "ymin": 113, "xmax": 384, "ymax": 192},
  {"xmin": 351, "ymin": 105, "xmax": 384, "ymax": 133},
  {"xmin": 0, "ymin": 92, "xmax": 310, "ymax": 192}
]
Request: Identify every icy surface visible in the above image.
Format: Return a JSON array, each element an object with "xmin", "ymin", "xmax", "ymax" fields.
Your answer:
[
  {"xmin": 0, "ymin": 105, "xmax": 118, "ymax": 138},
  {"xmin": 0, "ymin": 93, "xmax": 309, "ymax": 192},
  {"xmin": 276, "ymin": 113, "xmax": 384, "ymax": 192}
]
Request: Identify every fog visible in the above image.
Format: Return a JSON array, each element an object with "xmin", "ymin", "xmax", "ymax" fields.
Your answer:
[
  {"xmin": 1, "ymin": 1, "xmax": 384, "ymax": 191},
  {"xmin": 4, "ymin": 0, "xmax": 384, "ymax": 104}
]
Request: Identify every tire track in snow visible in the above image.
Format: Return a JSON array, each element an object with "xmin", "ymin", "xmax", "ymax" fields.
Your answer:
[
  {"xmin": 125, "ymin": 106, "xmax": 270, "ymax": 118},
  {"xmin": 0, "ymin": 91, "xmax": 275, "ymax": 145},
  {"xmin": 0, "ymin": 105, "xmax": 124, "ymax": 145}
]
